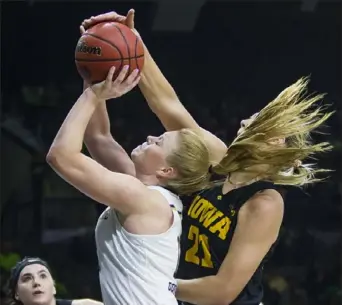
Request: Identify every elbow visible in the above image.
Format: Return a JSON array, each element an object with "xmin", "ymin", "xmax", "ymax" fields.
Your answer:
[
  {"xmin": 46, "ymin": 147, "xmax": 72, "ymax": 171},
  {"xmin": 46, "ymin": 147, "xmax": 58, "ymax": 166}
]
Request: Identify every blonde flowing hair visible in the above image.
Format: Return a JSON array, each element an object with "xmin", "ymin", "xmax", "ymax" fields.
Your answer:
[
  {"xmin": 164, "ymin": 77, "xmax": 333, "ymax": 195},
  {"xmin": 212, "ymin": 77, "xmax": 334, "ymax": 186}
]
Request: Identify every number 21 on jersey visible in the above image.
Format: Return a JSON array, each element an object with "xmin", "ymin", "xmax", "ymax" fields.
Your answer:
[{"xmin": 185, "ymin": 225, "xmax": 213, "ymax": 268}]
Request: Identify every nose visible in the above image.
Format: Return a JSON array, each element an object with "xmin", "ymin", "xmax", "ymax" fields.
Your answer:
[
  {"xmin": 32, "ymin": 279, "xmax": 41, "ymax": 288},
  {"xmin": 147, "ymin": 135, "xmax": 157, "ymax": 144},
  {"xmin": 240, "ymin": 120, "xmax": 246, "ymax": 128}
]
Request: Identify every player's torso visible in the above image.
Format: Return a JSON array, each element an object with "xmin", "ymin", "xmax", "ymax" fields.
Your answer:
[
  {"xmin": 177, "ymin": 181, "xmax": 282, "ymax": 305},
  {"xmin": 95, "ymin": 186, "xmax": 183, "ymax": 305},
  {"xmin": 177, "ymin": 185, "xmax": 240, "ymax": 279}
]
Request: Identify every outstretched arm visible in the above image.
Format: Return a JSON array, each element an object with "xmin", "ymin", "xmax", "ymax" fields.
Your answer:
[
  {"xmin": 78, "ymin": 20, "xmax": 135, "ymax": 176},
  {"xmin": 84, "ymin": 94, "xmax": 135, "ymax": 176},
  {"xmin": 46, "ymin": 68, "xmax": 152, "ymax": 215},
  {"xmin": 82, "ymin": 10, "xmax": 228, "ymax": 165},
  {"xmin": 139, "ymin": 44, "xmax": 227, "ymax": 164}
]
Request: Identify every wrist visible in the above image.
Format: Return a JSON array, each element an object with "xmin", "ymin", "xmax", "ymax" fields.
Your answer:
[
  {"xmin": 84, "ymin": 87, "xmax": 104, "ymax": 104},
  {"xmin": 85, "ymin": 87, "xmax": 105, "ymax": 103}
]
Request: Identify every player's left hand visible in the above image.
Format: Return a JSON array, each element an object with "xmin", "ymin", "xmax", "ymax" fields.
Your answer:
[
  {"xmin": 90, "ymin": 65, "xmax": 140, "ymax": 100},
  {"xmin": 80, "ymin": 9, "xmax": 135, "ymax": 34}
]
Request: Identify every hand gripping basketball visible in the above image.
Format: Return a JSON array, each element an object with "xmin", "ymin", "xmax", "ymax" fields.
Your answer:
[
  {"xmin": 80, "ymin": 9, "xmax": 135, "ymax": 34},
  {"xmin": 90, "ymin": 65, "xmax": 140, "ymax": 100}
]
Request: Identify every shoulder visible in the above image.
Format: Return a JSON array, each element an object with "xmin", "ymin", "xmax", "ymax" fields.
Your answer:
[
  {"xmin": 238, "ymin": 188, "xmax": 284, "ymax": 240},
  {"xmin": 149, "ymin": 186, "xmax": 183, "ymax": 213},
  {"xmin": 241, "ymin": 189, "xmax": 284, "ymax": 214},
  {"xmin": 148, "ymin": 187, "xmax": 182, "ymax": 219},
  {"xmin": 71, "ymin": 299, "xmax": 103, "ymax": 305}
]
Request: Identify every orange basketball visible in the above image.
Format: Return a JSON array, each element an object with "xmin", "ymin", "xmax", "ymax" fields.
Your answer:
[{"xmin": 75, "ymin": 22, "xmax": 144, "ymax": 84}]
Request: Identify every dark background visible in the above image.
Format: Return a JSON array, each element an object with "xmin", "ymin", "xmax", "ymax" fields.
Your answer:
[{"xmin": 1, "ymin": 1, "xmax": 341, "ymax": 305}]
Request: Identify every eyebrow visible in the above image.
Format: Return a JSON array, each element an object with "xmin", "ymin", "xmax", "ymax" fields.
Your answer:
[{"xmin": 21, "ymin": 270, "xmax": 47, "ymax": 277}]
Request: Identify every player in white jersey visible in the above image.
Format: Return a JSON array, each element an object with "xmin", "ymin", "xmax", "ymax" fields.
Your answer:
[
  {"xmin": 95, "ymin": 185, "xmax": 181, "ymax": 305},
  {"xmin": 46, "ymin": 48, "xmax": 215, "ymax": 304}
]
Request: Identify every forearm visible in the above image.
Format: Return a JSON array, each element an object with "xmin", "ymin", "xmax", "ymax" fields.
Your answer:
[
  {"xmin": 139, "ymin": 44, "xmax": 178, "ymax": 112},
  {"xmin": 83, "ymin": 96, "xmax": 135, "ymax": 175},
  {"xmin": 176, "ymin": 276, "xmax": 228, "ymax": 305},
  {"xmin": 84, "ymin": 136, "xmax": 135, "ymax": 175},
  {"xmin": 49, "ymin": 88, "xmax": 99, "ymax": 155},
  {"xmin": 85, "ymin": 101, "xmax": 111, "ymax": 137}
]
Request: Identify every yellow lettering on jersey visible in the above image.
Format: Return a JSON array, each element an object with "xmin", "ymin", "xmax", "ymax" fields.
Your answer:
[
  {"xmin": 187, "ymin": 195, "xmax": 231, "ymax": 240},
  {"xmin": 189, "ymin": 198, "xmax": 208, "ymax": 218},
  {"xmin": 185, "ymin": 225, "xmax": 214, "ymax": 268},
  {"xmin": 209, "ymin": 217, "xmax": 231, "ymax": 240},
  {"xmin": 188, "ymin": 195, "xmax": 201, "ymax": 215}
]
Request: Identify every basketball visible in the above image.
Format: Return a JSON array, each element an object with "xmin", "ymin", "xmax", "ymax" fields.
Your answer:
[{"xmin": 75, "ymin": 22, "xmax": 144, "ymax": 84}]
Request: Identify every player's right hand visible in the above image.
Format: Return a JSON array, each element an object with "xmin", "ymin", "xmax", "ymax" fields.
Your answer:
[
  {"xmin": 80, "ymin": 9, "xmax": 136, "ymax": 34},
  {"xmin": 90, "ymin": 65, "xmax": 140, "ymax": 100}
]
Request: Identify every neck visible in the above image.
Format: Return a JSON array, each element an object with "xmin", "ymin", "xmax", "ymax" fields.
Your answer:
[
  {"xmin": 224, "ymin": 164, "xmax": 270, "ymax": 190},
  {"xmin": 222, "ymin": 170, "xmax": 260, "ymax": 194},
  {"xmin": 135, "ymin": 171, "xmax": 160, "ymax": 187},
  {"xmin": 227, "ymin": 171, "xmax": 260, "ymax": 186}
]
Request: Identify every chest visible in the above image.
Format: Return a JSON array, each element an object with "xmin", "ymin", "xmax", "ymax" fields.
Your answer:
[{"xmin": 180, "ymin": 193, "xmax": 241, "ymax": 269}]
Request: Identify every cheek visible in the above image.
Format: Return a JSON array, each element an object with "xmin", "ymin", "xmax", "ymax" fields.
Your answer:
[
  {"xmin": 144, "ymin": 146, "xmax": 166, "ymax": 163},
  {"xmin": 17, "ymin": 286, "xmax": 32, "ymax": 301}
]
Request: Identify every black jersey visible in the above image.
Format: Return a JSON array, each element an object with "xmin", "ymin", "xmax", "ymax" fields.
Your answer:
[{"xmin": 176, "ymin": 181, "xmax": 284, "ymax": 305}]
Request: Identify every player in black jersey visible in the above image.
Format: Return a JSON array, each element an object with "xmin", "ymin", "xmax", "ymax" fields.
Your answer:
[
  {"xmin": 82, "ymin": 10, "xmax": 333, "ymax": 305},
  {"xmin": 5, "ymin": 257, "xmax": 102, "ymax": 305}
]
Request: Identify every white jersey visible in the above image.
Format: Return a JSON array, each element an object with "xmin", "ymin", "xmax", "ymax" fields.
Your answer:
[{"xmin": 95, "ymin": 186, "xmax": 183, "ymax": 305}]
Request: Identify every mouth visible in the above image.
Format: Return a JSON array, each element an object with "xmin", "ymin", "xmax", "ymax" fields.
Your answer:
[
  {"xmin": 138, "ymin": 142, "xmax": 147, "ymax": 150},
  {"xmin": 33, "ymin": 290, "xmax": 43, "ymax": 296}
]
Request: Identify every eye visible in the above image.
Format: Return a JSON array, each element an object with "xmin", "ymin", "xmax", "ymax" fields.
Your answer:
[
  {"xmin": 40, "ymin": 273, "xmax": 47, "ymax": 279},
  {"xmin": 156, "ymin": 137, "xmax": 164, "ymax": 146},
  {"xmin": 22, "ymin": 276, "xmax": 31, "ymax": 282}
]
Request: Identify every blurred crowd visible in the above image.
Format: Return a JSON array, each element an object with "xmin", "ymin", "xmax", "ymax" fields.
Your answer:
[{"xmin": 1, "ymin": 2, "xmax": 341, "ymax": 305}]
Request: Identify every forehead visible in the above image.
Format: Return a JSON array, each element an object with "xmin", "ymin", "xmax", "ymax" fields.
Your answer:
[
  {"xmin": 20, "ymin": 264, "xmax": 49, "ymax": 276},
  {"xmin": 162, "ymin": 131, "xmax": 178, "ymax": 141}
]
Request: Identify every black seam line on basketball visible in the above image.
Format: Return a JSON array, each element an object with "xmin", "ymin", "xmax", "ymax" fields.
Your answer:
[
  {"xmin": 75, "ymin": 55, "xmax": 144, "ymax": 62},
  {"xmin": 134, "ymin": 36, "xmax": 139, "ymax": 70},
  {"xmin": 82, "ymin": 33, "xmax": 124, "ymax": 63},
  {"xmin": 112, "ymin": 24, "xmax": 131, "ymax": 71}
]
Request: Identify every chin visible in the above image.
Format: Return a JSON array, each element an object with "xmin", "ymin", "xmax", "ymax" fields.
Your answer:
[{"xmin": 131, "ymin": 149, "xmax": 138, "ymax": 159}]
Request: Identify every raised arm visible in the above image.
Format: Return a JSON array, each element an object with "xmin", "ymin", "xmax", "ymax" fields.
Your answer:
[
  {"xmin": 175, "ymin": 189, "xmax": 284, "ymax": 305},
  {"xmin": 84, "ymin": 93, "xmax": 135, "ymax": 176},
  {"xmin": 79, "ymin": 23, "xmax": 135, "ymax": 176},
  {"xmin": 47, "ymin": 67, "xmax": 158, "ymax": 215},
  {"xmin": 139, "ymin": 44, "xmax": 227, "ymax": 164},
  {"xmin": 82, "ymin": 10, "xmax": 228, "ymax": 165}
]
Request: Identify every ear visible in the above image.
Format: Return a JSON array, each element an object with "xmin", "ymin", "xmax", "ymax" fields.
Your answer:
[
  {"xmin": 156, "ymin": 166, "xmax": 177, "ymax": 179},
  {"xmin": 268, "ymin": 137, "xmax": 285, "ymax": 146}
]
